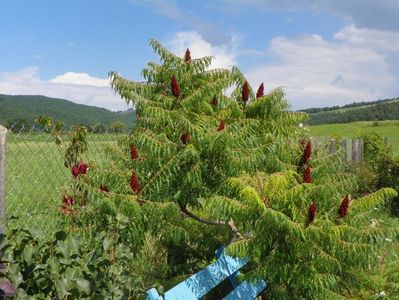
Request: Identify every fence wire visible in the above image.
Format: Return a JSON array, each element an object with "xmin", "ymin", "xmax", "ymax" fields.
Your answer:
[{"xmin": 4, "ymin": 125, "xmax": 126, "ymax": 232}]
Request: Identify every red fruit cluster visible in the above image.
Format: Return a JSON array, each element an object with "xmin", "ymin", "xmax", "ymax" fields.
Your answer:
[
  {"xmin": 256, "ymin": 83, "xmax": 264, "ymax": 98},
  {"xmin": 62, "ymin": 194, "xmax": 75, "ymax": 206},
  {"xmin": 303, "ymin": 165, "xmax": 312, "ymax": 183},
  {"xmin": 304, "ymin": 141, "xmax": 312, "ymax": 163},
  {"xmin": 181, "ymin": 132, "xmax": 191, "ymax": 145},
  {"xmin": 184, "ymin": 48, "xmax": 191, "ymax": 62},
  {"xmin": 100, "ymin": 185, "xmax": 110, "ymax": 193},
  {"xmin": 130, "ymin": 146, "xmax": 139, "ymax": 160},
  {"xmin": 60, "ymin": 194, "xmax": 75, "ymax": 215},
  {"xmin": 217, "ymin": 120, "xmax": 225, "ymax": 131},
  {"xmin": 71, "ymin": 165, "xmax": 79, "ymax": 177},
  {"xmin": 130, "ymin": 172, "xmax": 141, "ymax": 195},
  {"xmin": 211, "ymin": 96, "xmax": 218, "ymax": 107},
  {"xmin": 308, "ymin": 202, "xmax": 317, "ymax": 224},
  {"xmin": 242, "ymin": 80, "xmax": 249, "ymax": 104},
  {"xmin": 71, "ymin": 161, "xmax": 88, "ymax": 178},
  {"xmin": 338, "ymin": 195, "xmax": 350, "ymax": 218},
  {"xmin": 171, "ymin": 75, "xmax": 180, "ymax": 98}
]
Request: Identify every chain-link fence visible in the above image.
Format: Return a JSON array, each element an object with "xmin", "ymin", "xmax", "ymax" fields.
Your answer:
[{"xmin": 3, "ymin": 125, "xmax": 127, "ymax": 232}]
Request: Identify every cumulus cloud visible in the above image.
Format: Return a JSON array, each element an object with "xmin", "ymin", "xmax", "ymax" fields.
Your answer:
[
  {"xmin": 245, "ymin": 25, "xmax": 399, "ymax": 109},
  {"xmin": 165, "ymin": 31, "xmax": 238, "ymax": 69},
  {"xmin": 0, "ymin": 68, "xmax": 129, "ymax": 111},
  {"xmin": 50, "ymin": 72, "xmax": 110, "ymax": 87}
]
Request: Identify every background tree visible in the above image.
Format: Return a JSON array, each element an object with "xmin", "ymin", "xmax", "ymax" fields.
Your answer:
[{"xmin": 109, "ymin": 120, "xmax": 127, "ymax": 133}]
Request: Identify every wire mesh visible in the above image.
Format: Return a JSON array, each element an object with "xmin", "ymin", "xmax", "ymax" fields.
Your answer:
[{"xmin": 4, "ymin": 125, "xmax": 126, "ymax": 232}]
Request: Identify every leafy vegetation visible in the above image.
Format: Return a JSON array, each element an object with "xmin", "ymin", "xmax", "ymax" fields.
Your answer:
[
  {"xmin": 302, "ymin": 98, "xmax": 399, "ymax": 125},
  {"xmin": 2, "ymin": 41, "xmax": 399, "ymax": 299},
  {"xmin": 1, "ymin": 215, "xmax": 145, "ymax": 299},
  {"xmin": 0, "ymin": 94, "xmax": 135, "ymax": 130}
]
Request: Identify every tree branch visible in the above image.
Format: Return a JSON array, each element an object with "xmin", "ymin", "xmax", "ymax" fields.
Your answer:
[{"xmin": 179, "ymin": 204, "xmax": 244, "ymax": 243}]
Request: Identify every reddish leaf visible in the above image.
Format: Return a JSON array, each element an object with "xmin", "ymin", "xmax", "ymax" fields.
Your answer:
[
  {"xmin": 211, "ymin": 96, "xmax": 218, "ymax": 107},
  {"xmin": 217, "ymin": 120, "xmax": 225, "ymax": 131},
  {"xmin": 181, "ymin": 132, "xmax": 191, "ymax": 145},
  {"xmin": 100, "ymin": 185, "xmax": 110, "ymax": 193}
]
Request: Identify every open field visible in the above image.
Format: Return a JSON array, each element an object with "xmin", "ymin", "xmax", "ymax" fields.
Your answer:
[
  {"xmin": 308, "ymin": 120, "xmax": 399, "ymax": 155},
  {"xmin": 5, "ymin": 132, "xmax": 125, "ymax": 231}
]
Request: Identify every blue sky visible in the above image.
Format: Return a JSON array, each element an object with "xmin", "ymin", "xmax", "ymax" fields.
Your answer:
[{"xmin": 1, "ymin": 0, "xmax": 399, "ymax": 111}]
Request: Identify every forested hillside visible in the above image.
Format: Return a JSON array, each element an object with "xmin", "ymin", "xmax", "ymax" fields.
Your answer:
[
  {"xmin": 0, "ymin": 94, "xmax": 135, "ymax": 130},
  {"xmin": 302, "ymin": 98, "xmax": 399, "ymax": 125}
]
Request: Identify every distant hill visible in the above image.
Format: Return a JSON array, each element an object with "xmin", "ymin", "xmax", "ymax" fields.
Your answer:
[
  {"xmin": 0, "ymin": 94, "xmax": 135, "ymax": 129},
  {"xmin": 301, "ymin": 97, "xmax": 399, "ymax": 125}
]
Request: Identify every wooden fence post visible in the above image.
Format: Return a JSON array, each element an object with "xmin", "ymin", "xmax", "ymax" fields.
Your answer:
[
  {"xmin": 341, "ymin": 139, "xmax": 347, "ymax": 163},
  {"xmin": 359, "ymin": 139, "xmax": 364, "ymax": 163},
  {"xmin": 328, "ymin": 139, "xmax": 337, "ymax": 154},
  {"xmin": 0, "ymin": 125, "xmax": 7, "ymax": 233},
  {"xmin": 352, "ymin": 138, "xmax": 364, "ymax": 163}
]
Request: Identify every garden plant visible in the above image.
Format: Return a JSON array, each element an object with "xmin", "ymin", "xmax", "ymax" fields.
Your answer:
[{"xmin": 1, "ymin": 40, "xmax": 399, "ymax": 299}]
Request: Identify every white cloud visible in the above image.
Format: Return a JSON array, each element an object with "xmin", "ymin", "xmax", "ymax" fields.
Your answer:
[
  {"xmin": 0, "ymin": 68, "xmax": 129, "ymax": 111},
  {"xmin": 245, "ymin": 25, "xmax": 399, "ymax": 109},
  {"xmin": 334, "ymin": 24, "xmax": 399, "ymax": 52},
  {"xmin": 50, "ymin": 72, "xmax": 109, "ymax": 87},
  {"xmin": 166, "ymin": 31, "xmax": 238, "ymax": 69}
]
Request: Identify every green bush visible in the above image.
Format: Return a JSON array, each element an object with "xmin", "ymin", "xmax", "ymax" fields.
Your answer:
[{"xmin": 1, "ymin": 215, "xmax": 146, "ymax": 299}]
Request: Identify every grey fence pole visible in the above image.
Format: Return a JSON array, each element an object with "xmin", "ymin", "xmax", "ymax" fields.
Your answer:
[
  {"xmin": 328, "ymin": 139, "xmax": 337, "ymax": 154},
  {"xmin": 0, "ymin": 125, "xmax": 7, "ymax": 233},
  {"xmin": 351, "ymin": 138, "xmax": 364, "ymax": 163},
  {"xmin": 341, "ymin": 139, "xmax": 347, "ymax": 163},
  {"xmin": 359, "ymin": 138, "xmax": 364, "ymax": 163},
  {"xmin": 352, "ymin": 139, "xmax": 357, "ymax": 162}
]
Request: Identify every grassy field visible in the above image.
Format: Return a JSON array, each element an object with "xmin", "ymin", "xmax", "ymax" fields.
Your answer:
[
  {"xmin": 308, "ymin": 120, "xmax": 399, "ymax": 155},
  {"xmin": 5, "ymin": 132, "xmax": 124, "ymax": 232}
]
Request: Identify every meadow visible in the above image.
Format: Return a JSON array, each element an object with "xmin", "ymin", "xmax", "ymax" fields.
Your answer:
[
  {"xmin": 308, "ymin": 120, "xmax": 399, "ymax": 155},
  {"xmin": 5, "ymin": 132, "xmax": 124, "ymax": 231}
]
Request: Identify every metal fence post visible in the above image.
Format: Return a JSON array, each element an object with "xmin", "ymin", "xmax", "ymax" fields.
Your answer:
[{"xmin": 0, "ymin": 125, "xmax": 7, "ymax": 233}]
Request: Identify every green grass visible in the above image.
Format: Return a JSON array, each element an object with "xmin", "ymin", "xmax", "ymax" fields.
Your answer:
[
  {"xmin": 308, "ymin": 120, "xmax": 399, "ymax": 155},
  {"xmin": 5, "ymin": 132, "xmax": 125, "ymax": 232}
]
